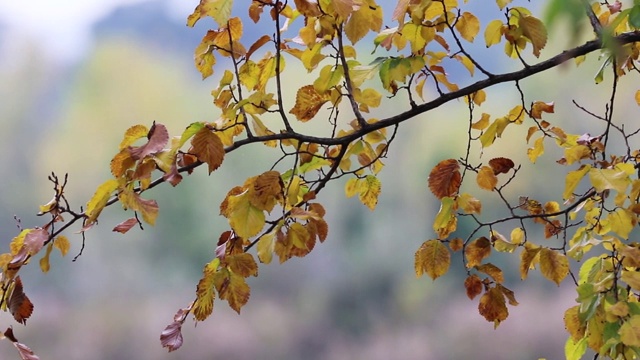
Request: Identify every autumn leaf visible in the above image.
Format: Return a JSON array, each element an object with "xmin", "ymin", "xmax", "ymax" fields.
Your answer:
[
  {"xmin": 119, "ymin": 124, "xmax": 149, "ymax": 150},
  {"xmin": 39, "ymin": 243, "xmax": 52, "ymax": 273},
  {"xmin": 563, "ymin": 165, "xmax": 591, "ymax": 200},
  {"xmin": 129, "ymin": 122, "xmax": 170, "ymax": 160},
  {"xmin": 112, "ymin": 218, "xmax": 139, "ymax": 234},
  {"xmin": 53, "ymin": 235, "xmax": 70, "ymax": 257},
  {"xmin": 225, "ymin": 253, "xmax": 258, "ymax": 278},
  {"xmin": 531, "ymin": 101, "xmax": 554, "ymax": 119},
  {"xmin": 85, "ymin": 179, "xmax": 119, "ymax": 225},
  {"xmin": 527, "ymin": 136, "xmax": 545, "ymax": 163},
  {"xmin": 520, "ymin": 243, "xmax": 541, "ymax": 280},
  {"xmin": 476, "ymin": 263, "xmax": 504, "ymax": 284},
  {"xmin": 250, "ymin": 171, "xmax": 283, "ymax": 212},
  {"xmin": 488, "ymin": 157, "xmax": 515, "ymax": 174},
  {"xmin": 564, "ymin": 305, "xmax": 586, "ymax": 342},
  {"xmin": 193, "ymin": 259, "xmax": 219, "ymax": 321},
  {"xmin": 428, "ymin": 159, "xmax": 461, "ymax": 199},
  {"xmin": 160, "ymin": 320, "xmax": 184, "ymax": 353},
  {"xmin": 619, "ymin": 315, "xmax": 640, "ymax": 347},
  {"xmin": 118, "ymin": 189, "xmax": 159, "ymax": 225},
  {"xmin": 478, "ymin": 287, "xmax": 508, "ymax": 327},
  {"xmin": 358, "ymin": 175, "xmax": 381, "ymax": 211},
  {"xmin": 465, "ymin": 237, "xmax": 492, "ymax": 268},
  {"xmin": 256, "ymin": 230, "xmax": 277, "ymax": 264},
  {"xmin": 455, "ymin": 12, "xmax": 480, "ymax": 42},
  {"xmin": 3, "ymin": 327, "xmax": 40, "ymax": 360},
  {"xmin": 218, "ymin": 271, "xmax": 250, "ymax": 314},
  {"xmin": 476, "ymin": 166, "xmax": 498, "ymax": 190},
  {"xmin": 539, "ymin": 248, "xmax": 569, "ymax": 285},
  {"xmin": 433, "ymin": 197, "xmax": 457, "ymax": 239},
  {"xmin": 449, "ymin": 238, "xmax": 464, "ymax": 252},
  {"xmin": 223, "ymin": 188, "xmax": 265, "ymax": 239},
  {"xmin": 344, "ymin": 0, "xmax": 382, "ymax": 44},
  {"xmin": 458, "ymin": 193, "xmax": 481, "ymax": 214},
  {"xmin": 191, "ymin": 127, "xmax": 225, "ymax": 174},
  {"xmin": 484, "ymin": 19, "xmax": 504, "ymax": 47},
  {"xmin": 289, "ymin": 85, "xmax": 330, "ymax": 122},
  {"xmin": 415, "ymin": 239, "xmax": 451, "ymax": 280},
  {"xmin": 464, "ymin": 274, "xmax": 483, "ymax": 300},
  {"xmin": 9, "ymin": 277, "xmax": 34, "ymax": 325},
  {"xmin": 589, "ymin": 166, "xmax": 632, "ymax": 193},
  {"xmin": 187, "ymin": 0, "xmax": 234, "ymax": 27},
  {"xmin": 519, "ymin": 15, "xmax": 547, "ymax": 57}
]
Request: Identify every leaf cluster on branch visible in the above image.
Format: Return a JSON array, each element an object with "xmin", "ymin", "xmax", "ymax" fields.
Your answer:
[{"xmin": 2, "ymin": 0, "xmax": 640, "ymax": 359}]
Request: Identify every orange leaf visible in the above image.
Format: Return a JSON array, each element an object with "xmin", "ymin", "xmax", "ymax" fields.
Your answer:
[
  {"xmin": 476, "ymin": 165, "xmax": 498, "ymax": 190},
  {"xmin": 191, "ymin": 127, "xmax": 225, "ymax": 174},
  {"xmin": 476, "ymin": 263, "xmax": 504, "ymax": 284},
  {"xmin": 225, "ymin": 253, "xmax": 258, "ymax": 278},
  {"xmin": 289, "ymin": 85, "xmax": 330, "ymax": 122},
  {"xmin": 428, "ymin": 159, "xmax": 461, "ymax": 199},
  {"xmin": 465, "ymin": 237, "xmax": 492, "ymax": 268},
  {"xmin": 9, "ymin": 277, "xmax": 33, "ymax": 325}
]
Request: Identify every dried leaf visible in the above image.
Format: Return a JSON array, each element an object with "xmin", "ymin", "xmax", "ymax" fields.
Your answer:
[
  {"xmin": 129, "ymin": 122, "xmax": 170, "ymax": 160},
  {"xmin": 428, "ymin": 159, "xmax": 461, "ymax": 199},
  {"xmin": 9, "ymin": 277, "xmax": 34, "ymax": 325},
  {"xmin": 415, "ymin": 239, "xmax": 451, "ymax": 280},
  {"xmin": 465, "ymin": 237, "xmax": 492, "ymax": 268},
  {"xmin": 464, "ymin": 274, "xmax": 483, "ymax": 300},
  {"xmin": 488, "ymin": 157, "xmax": 515, "ymax": 175},
  {"xmin": 112, "ymin": 218, "xmax": 139, "ymax": 234},
  {"xmin": 191, "ymin": 127, "xmax": 225, "ymax": 174}
]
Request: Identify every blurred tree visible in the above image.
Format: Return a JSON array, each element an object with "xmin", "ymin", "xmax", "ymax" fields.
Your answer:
[{"xmin": 2, "ymin": 1, "xmax": 640, "ymax": 359}]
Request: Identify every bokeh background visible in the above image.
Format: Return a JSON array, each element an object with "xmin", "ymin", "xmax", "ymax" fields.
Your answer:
[{"xmin": 0, "ymin": 0, "xmax": 639, "ymax": 359}]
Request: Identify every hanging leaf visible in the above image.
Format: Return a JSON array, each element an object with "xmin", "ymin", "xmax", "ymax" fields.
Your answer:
[
  {"xmin": 539, "ymin": 248, "xmax": 569, "ymax": 285},
  {"xmin": 187, "ymin": 0, "xmax": 234, "ymax": 27},
  {"xmin": 85, "ymin": 179, "xmax": 119, "ymax": 225},
  {"xmin": 477, "ymin": 166, "xmax": 498, "ymax": 190},
  {"xmin": 464, "ymin": 274, "xmax": 483, "ymax": 300},
  {"xmin": 465, "ymin": 237, "xmax": 492, "ymax": 268},
  {"xmin": 8, "ymin": 277, "xmax": 34, "ymax": 325},
  {"xmin": 191, "ymin": 127, "xmax": 225, "ymax": 174},
  {"xmin": 428, "ymin": 159, "xmax": 461, "ymax": 199},
  {"xmin": 478, "ymin": 287, "xmax": 508, "ymax": 327},
  {"xmin": 415, "ymin": 239, "xmax": 451, "ymax": 280},
  {"xmin": 289, "ymin": 85, "xmax": 331, "ymax": 122},
  {"xmin": 488, "ymin": 157, "xmax": 515, "ymax": 174}
]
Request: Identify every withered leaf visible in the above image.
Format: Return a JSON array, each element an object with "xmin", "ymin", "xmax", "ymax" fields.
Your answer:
[
  {"xmin": 9, "ymin": 277, "xmax": 34, "ymax": 325},
  {"xmin": 160, "ymin": 321, "xmax": 184, "ymax": 353},
  {"xmin": 488, "ymin": 157, "xmax": 515, "ymax": 175},
  {"xmin": 129, "ymin": 122, "xmax": 170, "ymax": 160},
  {"xmin": 428, "ymin": 159, "xmax": 461, "ymax": 199},
  {"xmin": 112, "ymin": 218, "xmax": 139, "ymax": 234}
]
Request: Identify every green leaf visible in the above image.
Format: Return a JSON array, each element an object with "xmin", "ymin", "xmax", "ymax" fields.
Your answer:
[{"xmin": 564, "ymin": 337, "xmax": 587, "ymax": 360}]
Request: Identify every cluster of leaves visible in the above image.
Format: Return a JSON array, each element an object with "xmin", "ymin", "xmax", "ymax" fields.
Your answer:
[{"xmin": 2, "ymin": 0, "xmax": 640, "ymax": 359}]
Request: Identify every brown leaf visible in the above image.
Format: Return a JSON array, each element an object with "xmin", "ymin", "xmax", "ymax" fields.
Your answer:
[
  {"xmin": 129, "ymin": 122, "xmax": 170, "ymax": 160},
  {"xmin": 191, "ymin": 127, "xmax": 225, "ymax": 174},
  {"xmin": 478, "ymin": 287, "xmax": 508, "ymax": 327},
  {"xmin": 289, "ymin": 85, "xmax": 330, "ymax": 122},
  {"xmin": 544, "ymin": 219, "xmax": 562, "ymax": 238},
  {"xmin": 464, "ymin": 274, "xmax": 483, "ymax": 300},
  {"xmin": 112, "ymin": 218, "xmax": 139, "ymax": 234},
  {"xmin": 476, "ymin": 263, "xmax": 504, "ymax": 284},
  {"xmin": 428, "ymin": 159, "xmax": 461, "ymax": 199},
  {"xmin": 9, "ymin": 277, "xmax": 34, "ymax": 325},
  {"xmin": 465, "ymin": 237, "xmax": 492, "ymax": 268},
  {"xmin": 488, "ymin": 157, "xmax": 515, "ymax": 175},
  {"xmin": 23, "ymin": 228, "xmax": 48, "ymax": 255}
]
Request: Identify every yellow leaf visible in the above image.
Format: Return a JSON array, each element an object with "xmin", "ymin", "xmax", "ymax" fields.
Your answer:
[
  {"xmin": 344, "ymin": 0, "xmax": 382, "ymax": 44},
  {"xmin": 39, "ymin": 243, "xmax": 53, "ymax": 273},
  {"xmin": 118, "ymin": 189, "xmax": 160, "ymax": 225},
  {"xmin": 563, "ymin": 165, "xmax": 591, "ymax": 200},
  {"xmin": 484, "ymin": 19, "xmax": 503, "ymax": 47},
  {"xmin": 358, "ymin": 175, "xmax": 381, "ymax": 211},
  {"xmin": 636, "ymin": 90, "xmax": 640, "ymax": 105},
  {"xmin": 478, "ymin": 287, "xmax": 508, "ymax": 327},
  {"xmin": 619, "ymin": 315, "xmax": 640, "ymax": 347},
  {"xmin": 471, "ymin": 113, "xmax": 490, "ymax": 130},
  {"xmin": 414, "ymin": 239, "xmax": 451, "ymax": 280},
  {"xmin": 249, "ymin": 171, "xmax": 283, "ymax": 212},
  {"xmin": 257, "ymin": 229, "xmax": 277, "ymax": 264},
  {"xmin": 539, "ymin": 248, "xmax": 569, "ymax": 286},
  {"xmin": 191, "ymin": 127, "xmax": 225, "ymax": 174},
  {"xmin": 589, "ymin": 167, "xmax": 631, "ymax": 193},
  {"xmin": 345, "ymin": 177, "xmax": 359, "ymax": 198},
  {"xmin": 54, "ymin": 235, "xmax": 70, "ymax": 257},
  {"xmin": 455, "ymin": 11, "xmax": 480, "ymax": 42},
  {"xmin": 313, "ymin": 65, "xmax": 344, "ymax": 93},
  {"xmin": 433, "ymin": 197, "xmax": 457, "ymax": 239},
  {"xmin": 519, "ymin": 243, "xmax": 541, "ymax": 280},
  {"xmin": 85, "ymin": 179, "xmax": 119, "ymax": 225},
  {"xmin": 476, "ymin": 166, "xmax": 497, "ymax": 191},
  {"xmin": 225, "ymin": 190, "xmax": 265, "ymax": 239},
  {"xmin": 476, "ymin": 263, "xmax": 504, "ymax": 283},
  {"xmin": 289, "ymin": 85, "xmax": 331, "ymax": 122},
  {"xmin": 564, "ymin": 305, "xmax": 586, "ymax": 342},
  {"xmin": 527, "ymin": 136, "xmax": 545, "ymax": 163},
  {"xmin": 187, "ymin": 0, "xmax": 234, "ymax": 28},
  {"xmin": 622, "ymin": 270, "xmax": 640, "ymax": 290},
  {"xmin": 479, "ymin": 116, "xmax": 509, "ymax": 147},
  {"xmin": 193, "ymin": 258, "xmax": 219, "ymax": 321},
  {"xmin": 458, "ymin": 193, "xmax": 481, "ymax": 214},
  {"xmin": 225, "ymin": 253, "xmax": 258, "ymax": 278},
  {"xmin": 496, "ymin": 0, "xmax": 513, "ymax": 9},
  {"xmin": 119, "ymin": 125, "xmax": 149, "ymax": 150},
  {"xmin": 465, "ymin": 237, "xmax": 491, "ymax": 268},
  {"xmin": 456, "ymin": 54, "xmax": 475, "ymax": 76},
  {"xmin": 564, "ymin": 145, "xmax": 591, "ymax": 165},
  {"xmin": 519, "ymin": 15, "xmax": 547, "ymax": 57},
  {"xmin": 220, "ymin": 271, "xmax": 250, "ymax": 314},
  {"xmin": 492, "ymin": 230, "xmax": 518, "ymax": 253},
  {"xmin": 606, "ymin": 208, "xmax": 635, "ymax": 239}
]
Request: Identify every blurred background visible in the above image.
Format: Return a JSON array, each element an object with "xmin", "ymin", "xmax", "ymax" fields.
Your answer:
[{"xmin": 0, "ymin": 0, "xmax": 639, "ymax": 359}]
